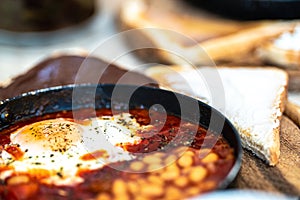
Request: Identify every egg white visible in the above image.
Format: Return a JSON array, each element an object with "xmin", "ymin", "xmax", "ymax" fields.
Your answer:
[{"xmin": 1, "ymin": 113, "xmax": 145, "ymax": 186}]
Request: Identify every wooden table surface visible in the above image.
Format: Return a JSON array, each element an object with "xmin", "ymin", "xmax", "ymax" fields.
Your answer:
[{"xmin": 230, "ymin": 116, "xmax": 300, "ymax": 196}]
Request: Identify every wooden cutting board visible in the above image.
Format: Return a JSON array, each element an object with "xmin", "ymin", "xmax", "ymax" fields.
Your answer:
[{"xmin": 230, "ymin": 115, "xmax": 300, "ymax": 196}]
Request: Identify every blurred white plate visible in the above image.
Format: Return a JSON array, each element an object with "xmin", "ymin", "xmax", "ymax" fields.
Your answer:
[{"xmin": 189, "ymin": 190, "xmax": 298, "ymax": 200}]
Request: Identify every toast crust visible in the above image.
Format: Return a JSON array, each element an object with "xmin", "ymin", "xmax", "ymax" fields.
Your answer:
[{"xmin": 285, "ymin": 101, "xmax": 300, "ymax": 128}]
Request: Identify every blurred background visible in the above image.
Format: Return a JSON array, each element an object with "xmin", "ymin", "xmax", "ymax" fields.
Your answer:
[{"xmin": 0, "ymin": 0, "xmax": 130, "ymax": 84}]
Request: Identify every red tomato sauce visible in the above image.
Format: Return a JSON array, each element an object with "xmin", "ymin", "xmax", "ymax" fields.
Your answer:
[{"xmin": 0, "ymin": 108, "xmax": 235, "ymax": 200}]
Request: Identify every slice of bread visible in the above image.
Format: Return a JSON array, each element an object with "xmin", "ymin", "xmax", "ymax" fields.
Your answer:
[
  {"xmin": 119, "ymin": 0, "xmax": 298, "ymax": 65},
  {"xmin": 257, "ymin": 25, "xmax": 300, "ymax": 70},
  {"xmin": 145, "ymin": 65, "xmax": 288, "ymax": 166}
]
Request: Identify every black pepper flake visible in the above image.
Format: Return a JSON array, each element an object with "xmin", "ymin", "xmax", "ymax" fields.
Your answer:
[
  {"xmin": 50, "ymin": 154, "xmax": 54, "ymax": 157},
  {"xmin": 6, "ymin": 160, "xmax": 15, "ymax": 166},
  {"xmin": 56, "ymin": 172, "xmax": 63, "ymax": 178},
  {"xmin": 76, "ymin": 163, "xmax": 82, "ymax": 167}
]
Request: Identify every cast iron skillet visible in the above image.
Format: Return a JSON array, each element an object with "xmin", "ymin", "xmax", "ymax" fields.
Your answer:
[
  {"xmin": 185, "ymin": 0, "xmax": 300, "ymax": 20},
  {"xmin": 0, "ymin": 84, "xmax": 242, "ymax": 191}
]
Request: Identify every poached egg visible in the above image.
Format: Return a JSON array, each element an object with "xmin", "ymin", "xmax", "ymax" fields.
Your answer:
[{"xmin": 1, "ymin": 113, "xmax": 144, "ymax": 186}]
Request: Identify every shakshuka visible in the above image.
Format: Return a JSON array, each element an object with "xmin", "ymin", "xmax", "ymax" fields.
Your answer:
[{"xmin": 0, "ymin": 108, "xmax": 235, "ymax": 200}]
